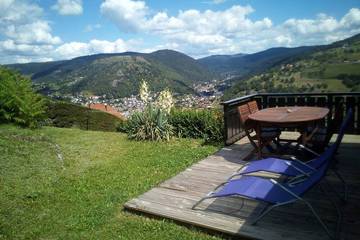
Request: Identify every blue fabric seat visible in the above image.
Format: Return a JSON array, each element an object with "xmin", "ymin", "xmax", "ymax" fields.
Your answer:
[
  {"xmin": 192, "ymin": 160, "xmax": 336, "ymax": 238},
  {"xmin": 212, "ymin": 163, "xmax": 327, "ymax": 204}
]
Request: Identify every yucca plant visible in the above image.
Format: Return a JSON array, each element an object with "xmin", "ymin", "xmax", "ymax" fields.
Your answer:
[
  {"xmin": 126, "ymin": 106, "xmax": 173, "ymax": 141},
  {"xmin": 123, "ymin": 81, "xmax": 174, "ymax": 141}
]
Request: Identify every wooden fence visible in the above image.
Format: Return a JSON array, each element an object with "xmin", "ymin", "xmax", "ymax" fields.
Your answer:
[{"xmin": 221, "ymin": 92, "xmax": 360, "ymax": 145}]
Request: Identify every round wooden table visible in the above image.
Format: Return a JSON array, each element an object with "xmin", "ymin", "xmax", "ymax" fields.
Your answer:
[{"xmin": 248, "ymin": 106, "xmax": 329, "ymax": 157}]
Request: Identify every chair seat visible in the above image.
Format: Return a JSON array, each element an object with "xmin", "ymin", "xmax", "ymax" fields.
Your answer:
[
  {"xmin": 262, "ymin": 127, "xmax": 281, "ymax": 132},
  {"xmin": 212, "ymin": 162, "xmax": 328, "ymax": 204},
  {"xmin": 258, "ymin": 131, "xmax": 280, "ymax": 139},
  {"xmin": 240, "ymin": 157, "xmax": 313, "ymax": 176},
  {"xmin": 211, "ymin": 176, "xmax": 296, "ymax": 204}
]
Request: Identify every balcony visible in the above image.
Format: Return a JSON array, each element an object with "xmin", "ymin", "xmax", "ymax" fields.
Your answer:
[{"xmin": 125, "ymin": 92, "xmax": 360, "ymax": 240}]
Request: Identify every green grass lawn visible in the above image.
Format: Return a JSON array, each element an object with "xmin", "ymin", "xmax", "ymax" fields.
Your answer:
[
  {"xmin": 322, "ymin": 63, "xmax": 360, "ymax": 78},
  {"xmin": 0, "ymin": 125, "xmax": 221, "ymax": 240}
]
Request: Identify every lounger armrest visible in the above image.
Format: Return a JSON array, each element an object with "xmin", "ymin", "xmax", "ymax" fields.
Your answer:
[
  {"xmin": 297, "ymin": 144, "xmax": 321, "ymax": 157},
  {"xmin": 291, "ymin": 158, "xmax": 317, "ymax": 171},
  {"xmin": 269, "ymin": 179, "xmax": 302, "ymax": 200}
]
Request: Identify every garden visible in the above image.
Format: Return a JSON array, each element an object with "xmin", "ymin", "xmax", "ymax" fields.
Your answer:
[{"xmin": 0, "ymin": 67, "xmax": 224, "ymax": 239}]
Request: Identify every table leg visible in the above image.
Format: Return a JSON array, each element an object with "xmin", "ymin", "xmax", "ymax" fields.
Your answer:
[
  {"xmin": 256, "ymin": 123, "xmax": 262, "ymax": 159},
  {"xmin": 300, "ymin": 122, "xmax": 319, "ymax": 145}
]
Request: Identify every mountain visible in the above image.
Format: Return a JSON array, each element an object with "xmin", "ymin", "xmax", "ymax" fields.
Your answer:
[
  {"xmin": 198, "ymin": 53, "xmax": 247, "ymax": 75},
  {"xmin": 198, "ymin": 46, "xmax": 322, "ymax": 77},
  {"xmin": 223, "ymin": 33, "xmax": 360, "ymax": 100},
  {"xmin": 7, "ymin": 50, "xmax": 216, "ymax": 98},
  {"xmin": 148, "ymin": 50, "xmax": 215, "ymax": 83}
]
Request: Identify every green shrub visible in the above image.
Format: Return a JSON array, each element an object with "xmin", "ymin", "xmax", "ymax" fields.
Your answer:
[
  {"xmin": 124, "ymin": 106, "xmax": 173, "ymax": 141},
  {"xmin": 0, "ymin": 67, "xmax": 46, "ymax": 128},
  {"xmin": 46, "ymin": 101, "xmax": 124, "ymax": 132},
  {"xmin": 169, "ymin": 108, "xmax": 224, "ymax": 143}
]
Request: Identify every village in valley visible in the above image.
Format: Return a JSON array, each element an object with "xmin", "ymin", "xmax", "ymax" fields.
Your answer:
[{"xmin": 53, "ymin": 79, "xmax": 228, "ymax": 117}]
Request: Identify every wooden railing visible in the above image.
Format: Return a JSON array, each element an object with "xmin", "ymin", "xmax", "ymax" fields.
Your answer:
[{"xmin": 221, "ymin": 92, "xmax": 360, "ymax": 145}]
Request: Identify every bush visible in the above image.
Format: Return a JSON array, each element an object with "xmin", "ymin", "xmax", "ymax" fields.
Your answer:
[
  {"xmin": 0, "ymin": 67, "xmax": 46, "ymax": 128},
  {"xmin": 124, "ymin": 106, "xmax": 173, "ymax": 141},
  {"xmin": 169, "ymin": 108, "xmax": 224, "ymax": 143},
  {"xmin": 46, "ymin": 101, "xmax": 124, "ymax": 132}
]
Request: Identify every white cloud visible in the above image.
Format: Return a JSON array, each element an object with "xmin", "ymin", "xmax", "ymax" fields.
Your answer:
[
  {"xmin": 0, "ymin": 0, "xmax": 62, "ymax": 63},
  {"xmin": 0, "ymin": 37, "xmax": 138, "ymax": 63},
  {"xmin": 202, "ymin": 0, "xmax": 226, "ymax": 5},
  {"xmin": 52, "ymin": 0, "xmax": 83, "ymax": 15},
  {"xmin": 0, "ymin": 39, "xmax": 56, "ymax": 63},
  {"xmin": 101, "ymin": 1, "xmax": 360, "ymax": 57},
  {"xmin": 0, "ymin": 0, "xmax": 42, "ymax": 24},
  {"xmin": 54, "ymin": 38, "xmax": 132, "ymax": 59},
  {"xmin": 2, "ymin": 1, "xmax": 360, "ymax": 64},
  {"xmin": 0, "ymin": 1, "xmax": 60, "ymax": 46},
  {"xmin": 84, "ymin": 24, "xmax": 101, "ymax": 32},
  {"xmin": 212, "ymin": 0, "xmax": 226, "ymax": 4},
  {"xmin": 340, "ymin": 8, "xmax": 360, "ymax": 29},
  {"xmin": 100, "ymin": 0, "xmax": 148, "ymax": 32},
  {"xmin": 4, "ymin": 21, "xmax": 62, "ymax": 45}
]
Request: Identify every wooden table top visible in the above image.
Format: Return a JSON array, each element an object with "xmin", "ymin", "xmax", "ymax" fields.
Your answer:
[{"xmin": 248, "ymin": 106, "xmax": 329, "ymax": 124}]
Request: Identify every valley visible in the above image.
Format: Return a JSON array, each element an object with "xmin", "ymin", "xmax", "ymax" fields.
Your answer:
[{"xmin": 4, "ymin": 33, "xmax": 360, "ymax": 115}]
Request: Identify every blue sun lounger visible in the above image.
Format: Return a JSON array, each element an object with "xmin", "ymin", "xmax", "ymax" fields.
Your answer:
[
  {"xmin": 192, "ymin": 156, "xmax": 340, "ymax": 238},
  {"xmin": 225, "ymin": 109, "xmax": 353, "ymax": 200},
  {"xmin": 192, "ymin": 110, "xmax": 353, "ymax": 239}
]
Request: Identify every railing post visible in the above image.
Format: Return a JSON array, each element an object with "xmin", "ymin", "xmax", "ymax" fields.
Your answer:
[
  {"xmin": 328, "ymin": 94, "xmax": 333, "ymax": 125},
  {"xmin": 223, "ymin": 103, "xmax": 229, "ymax": 145},
  {"xmin": 262, "ymin": 94, "xmax": 268, "ymax": 109}
]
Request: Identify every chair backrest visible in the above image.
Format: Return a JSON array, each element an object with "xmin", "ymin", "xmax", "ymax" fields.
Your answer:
[
  {"xmin": 291, "ymin": 162, "xmax": 328, "ymax": 196},
  {"xmin": 333, "ymin": 108, "xmax": 353, "ymax": 152},
  {"xmin": 326, "ymin": 100, "xmax": 344, "ymax": 138},
  {"xmin": 238, "ymin": 104, "xmax": 251, "ymax": 125},
  {"xmin": 311, "ymin": 100, "xmax": 344, "ymax": 148},
  {"xmin": 248, "ymin": 100, "xmax": 259, "ymax": 114},
  {"xmin": 333, "ymin": 101, "xmax": 344, "ymax": 127},
  {"xmin": 238, "ymin": 103, "xmax": 256, "ymax": 132},
  {"xmin": 286, "ymin": 109, "xmax": 353, "ymax": 198},
  {"xmin": 308, "ymin": 108, "xmax": 353, "ymax": 169}
]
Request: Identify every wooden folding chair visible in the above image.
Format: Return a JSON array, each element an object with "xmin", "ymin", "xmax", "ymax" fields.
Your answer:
[
  {"xmin": 238, "ymin": 103, "xmax": 280, "ymax": 158},
  {"xmin": 305, "ymin": 100, "xmax": 344, "ymax": 152},
  {"xmin": 248, "ymin": 100, "xmax": 259, "ymax": 113}
]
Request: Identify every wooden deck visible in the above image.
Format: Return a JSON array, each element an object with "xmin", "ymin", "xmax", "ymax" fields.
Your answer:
[{"xmin": 124, "ymin": 133, "xmax": 360, "ymax": 240}]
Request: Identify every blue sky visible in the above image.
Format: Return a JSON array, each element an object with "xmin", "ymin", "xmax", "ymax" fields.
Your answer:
[{"xmin": 1, "ymin": 0, "xmax": 360, "ymax": 63}]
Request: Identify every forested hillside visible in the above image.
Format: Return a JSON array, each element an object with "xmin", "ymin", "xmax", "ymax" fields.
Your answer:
[
  {"xmin": 7, "ymin": 50, "xmax": 216, "ymax": 98},
  {"xmin": 223, "ymin": 34, "xmax": 360, "ymax": 99}
]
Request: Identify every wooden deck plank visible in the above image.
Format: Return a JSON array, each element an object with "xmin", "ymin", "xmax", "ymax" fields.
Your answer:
[{"xmin": 124, "ymin": 133, "xmax": 360, "ymax": 240}]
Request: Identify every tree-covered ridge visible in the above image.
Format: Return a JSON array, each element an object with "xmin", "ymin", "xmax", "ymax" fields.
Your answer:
[
  {"xmin": 7, "ymin": 50, "xmax": 216, "ymax": 98},
  {"xmin": 224, "ymin": 34, "xmax": 360, "ymax": 99}
]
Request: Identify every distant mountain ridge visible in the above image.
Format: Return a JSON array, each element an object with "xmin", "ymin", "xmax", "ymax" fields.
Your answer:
[
  {"xmin": 198, "ymin": 46, "xmax": 323, "ymax": 77},
  {"xmin": 223, "ymin": 33, "xmax": 360, "ymax": 100},
  {"xmin": 6, "ymin": 33, "xmax": 360, "ymax": 99},
  {"xmin": 199, "ymin": 33, "xmax": 360, "ymax": 79},
  {"xmin": 7, "ymin": 50, "xmax": 216, "ymax": 98}
]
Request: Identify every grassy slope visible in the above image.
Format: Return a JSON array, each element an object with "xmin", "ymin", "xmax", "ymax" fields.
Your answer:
[
  {"xmin": 224, "ymin": 36, "xmax": 360, "ymax": 100},
  {"xmin": 0, "ymin": 125, "xmax": 220, "ymax": 240}
]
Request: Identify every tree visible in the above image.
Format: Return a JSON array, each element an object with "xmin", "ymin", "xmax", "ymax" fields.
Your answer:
[{"xmin": 0, "ymin": 67, "xmax": 46, "ymax": 128}]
